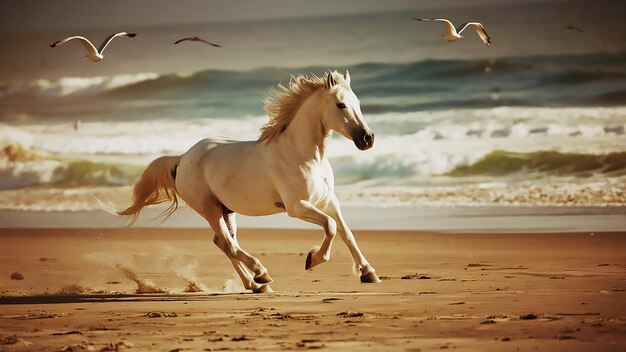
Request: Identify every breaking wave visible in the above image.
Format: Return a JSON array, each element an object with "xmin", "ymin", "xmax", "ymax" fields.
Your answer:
[
  {"xmin": 449, "ymin": 151, "xmax": 626, "ymax": 177},
  {"xmin": 0, "ymin": 73, "xmax": 159, "ymax": 97},
  {"xmin": 0, "ymin": 147, "xmax": 142, "ymax": 190},
  {"xmin": 1, "ymin": 52, "xmax": 625, "ymax": 117},
  {"xmin": 1, "ymin": 103, "xmax": 625, "ymax": 190},
  {"xmin": 2, "ymin": 145, "xmax": 624, "ymax": 191}
]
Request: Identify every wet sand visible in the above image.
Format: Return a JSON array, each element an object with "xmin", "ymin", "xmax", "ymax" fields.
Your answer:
[{"xmin": 1, "ymin": 228, "xmax": 625, "ymax": 351}]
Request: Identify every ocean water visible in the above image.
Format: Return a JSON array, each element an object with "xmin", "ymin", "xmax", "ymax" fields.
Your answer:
[{"xmin": 0, "ymin": 1, "xmax": 625, "ymax": 209}]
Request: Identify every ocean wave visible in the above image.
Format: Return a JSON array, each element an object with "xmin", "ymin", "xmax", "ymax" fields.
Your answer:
[
  {"xmin": 0, "ymin": 144, "xmax": 142, "ymax": 190},
  {"xmin": 60, "ymin": 160, "xmax": 142, "ymax": 186},
  {"xmin": 541, "ymin": 70, "xmax": 626, "ymax": 86},
  {"xmin": 331, "ymin": 150, "xmax": 626, "ymax": 186},
  {"xmin": 3, "ymin": 107, "xmax": 625, "ymax": 156},
  {"xmin": 591, "ymin": 89, "xmax": 626, "ymax": 106},
  {"xmin": 1, "ymin": 104, "xmax": 625, "ymax": 189},
  {"xmin": 2, "ymin": 53, "xmax": 625, "ymax": 114},
  {"xmin": 0, "ymin": 73, "xmax": 159, "ymax": 97},
  {"xmin": 449, "ymin": 151, "xmax": 626, "ymax": 177},
  {"xmin": 4, "ymin": 146, "xmax": 624, "ymax": 191}
]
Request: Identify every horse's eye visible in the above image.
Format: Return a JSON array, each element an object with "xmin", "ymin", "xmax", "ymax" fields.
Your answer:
[{"xmin": 336, "ymin": 102, "xmax": 346, "ymax": 109}]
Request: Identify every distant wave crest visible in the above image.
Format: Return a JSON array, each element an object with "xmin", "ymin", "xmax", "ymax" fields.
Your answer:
[
  {"xmin": 0, "ymin": 73, "xmax": 159, "ymax": 97},
  {"xmin": 2, "ymin": 53, "xmax": 625, "ymax": 113}
]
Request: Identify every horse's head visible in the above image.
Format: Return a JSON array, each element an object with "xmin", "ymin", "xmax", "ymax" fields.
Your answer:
[{"xmin": 322, "ymin": 71, "xmax": 374, "ymax": 150}]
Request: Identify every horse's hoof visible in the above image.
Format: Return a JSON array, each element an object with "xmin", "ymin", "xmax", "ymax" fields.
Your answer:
[
  {"xmin": 254, "ymin": 272, "xmax": 273, "ymax": 284},
  {"xmin": 253, "ymin": 284, "xmax": 273, "ymax": 294},
  {"xmin": 360, "ymin": 272, "xmax": 381, "ymax": 283},
  {"xmin": 305, "ymin": 250, "xmax": 314, "ymax": 270}
]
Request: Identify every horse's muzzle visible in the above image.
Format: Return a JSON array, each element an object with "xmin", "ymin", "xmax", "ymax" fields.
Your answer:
[{"xmin": 353, "ymin": 129, "xmax": 375, "ymax": 150}]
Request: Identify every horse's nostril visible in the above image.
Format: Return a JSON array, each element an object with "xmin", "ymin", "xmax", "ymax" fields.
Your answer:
[{"xmin": 363, "ymin": 133, "xmax": 374, "ymax": 145}]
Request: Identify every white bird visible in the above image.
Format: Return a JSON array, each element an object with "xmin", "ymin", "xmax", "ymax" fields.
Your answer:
[
  {"xmin": 413, "ymin": 18, "xmax": 491, "ymax": 46},
  {"xmin": 49, "ymin": 32, "xmax": 137, "ymax": 62},
  {"xmin": 174, "ymin": 36, "xmax": 222, "ymax": 47}
]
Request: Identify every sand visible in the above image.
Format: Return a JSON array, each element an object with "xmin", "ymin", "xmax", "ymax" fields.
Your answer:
[{"xmin": 1, "ymin": 228, "xmax": 625, "ymax": 351}]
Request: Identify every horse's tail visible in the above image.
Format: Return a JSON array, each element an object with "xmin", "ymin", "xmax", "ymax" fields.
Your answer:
[{"xmin": 118, "ymin": 155, "xmax": 181, "ymax": 225}]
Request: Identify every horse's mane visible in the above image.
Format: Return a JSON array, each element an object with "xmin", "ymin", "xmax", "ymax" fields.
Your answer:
[{"xmin": 259, "ymin": 72, "xmax": 342, "ymax": 143}]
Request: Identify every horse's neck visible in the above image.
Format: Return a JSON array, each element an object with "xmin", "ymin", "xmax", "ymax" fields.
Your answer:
[{"xmin": 278, "ymin": 90, "xmax": 330, "ymax": 162}]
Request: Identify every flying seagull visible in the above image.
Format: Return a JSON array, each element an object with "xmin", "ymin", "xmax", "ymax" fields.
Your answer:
[
  {"xmin": 563, "ymin": 25, "xmax": 584, "ymax": 33},
  {"xmin": 174, "ymin": 36, "xmax": 222, "ymax": 47},
  {"xmin": 413, "ymin": 18, "xmax": 491, "ymax": 46},
  {"xmin": 49, "ymin": 32, "xmax": 137, "ymax": 62}
]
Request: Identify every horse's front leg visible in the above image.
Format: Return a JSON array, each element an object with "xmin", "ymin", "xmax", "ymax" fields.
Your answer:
[
  {"xmin": 286, "ymin": 200, "xmax": 337, "ymax": 270},
  {"xmin": 323, "ymin": 195, "xmax": 381, "ymax": 283}
]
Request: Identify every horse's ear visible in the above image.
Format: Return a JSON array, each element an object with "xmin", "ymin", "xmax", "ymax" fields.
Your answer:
[
  {"xmin": 345, "ymin": 70, "xmax": 351, "ymax": 86},
  {"xmin": 326, "ymin": 72, "xmax": 336, "ymax": 89}
]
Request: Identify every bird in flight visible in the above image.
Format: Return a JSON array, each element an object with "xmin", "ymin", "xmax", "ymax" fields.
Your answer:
[
  {"xmin": 413, "ymin": 18, "xmax": 491, "ymax": 46},
  {"xmin": 49, "ymin": 32, "xmax": 137, "ymax": 62},
  {"xmin": 563, "ymin": 25, "xmax": 584, "ymax": 33},
  {"xmin": 174, "ymin": 36, "xmax": 222, "ymax": 47}
]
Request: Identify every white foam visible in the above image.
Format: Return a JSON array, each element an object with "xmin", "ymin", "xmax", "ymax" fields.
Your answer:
[
  {"xmin": 0, "ymin": 158, "xmax": 63, "ymax": 190},
  {"xmin": 16, "ymin": 117, "xmax": 265, "ymax": 156},
  {"xmin": 1, "ymin": 107, "xmax": 625, "ymax": 190},
  {"xmin": 0, "ymin": 124, "xmax": 35, "ymax": 148}
]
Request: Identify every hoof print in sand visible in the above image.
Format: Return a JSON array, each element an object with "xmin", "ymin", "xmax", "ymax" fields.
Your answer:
[
  {"xmin": 10, "ymin": 272, "xmax": 24, "ymax": 280},
  {"xmin": 401, "ymin": 273, "xmax": 431, "ymax": 280},
  {"xmin": 467, "ymin": 263, "xmax": 491, "ymax": 268},
  {"xmin": 146, "ymin": 312, "xmax": 177, "ymax": 318},
  {"xmin": 520, "ymin": 313, "xmax": 538, "ymax": 320},
  {"xmin": 1, "ymin": 335, "xmax": 31, "ymax": 346},
  {"xmin": 51, "ymin": 331, "xmax": 83, "ymax": 336},
  {"xmin": 321, "ymin": 297, "xmax": 342, "ymax": 303},
  {"xmin": 337, "ymin": 311, "xmax": 364, "ymax": 318},
  {"xmin": 297, "ymin": 339, "xmax": 324, "ymax": 349}
]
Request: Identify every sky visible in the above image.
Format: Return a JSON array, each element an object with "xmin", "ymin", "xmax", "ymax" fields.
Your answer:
[
  {"xmin": 0, "ymin": 0, "xmax": 623, "ymax": 81},
  {"xmin": 1, "ymin": 0, "xmax": 551, "ymax": 31}
]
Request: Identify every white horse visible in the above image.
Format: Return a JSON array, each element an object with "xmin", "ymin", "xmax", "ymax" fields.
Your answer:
[{"xmin": 119, "ymin": 71, "xmax": 381, "ymax": 293}]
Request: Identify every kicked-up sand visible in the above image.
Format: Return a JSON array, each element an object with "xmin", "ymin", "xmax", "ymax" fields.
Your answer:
[{"xmin": 0, "ymin": 228, "xmax": 625, "ymax": 351}]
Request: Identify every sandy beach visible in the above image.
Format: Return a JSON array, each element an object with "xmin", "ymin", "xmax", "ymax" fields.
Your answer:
[{"xmin": 1, "ymin": 228, "xmax": 625, "ymax": 351}]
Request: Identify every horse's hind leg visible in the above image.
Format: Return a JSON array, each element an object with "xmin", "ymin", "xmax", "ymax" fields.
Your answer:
[
  {"xmin": 206, "ymin": 210, "xmax": 272, "ymax": 293},
  {"xmin": 228, "ymin": 252, "xmax": 273, "ymax": 293},
  {"xmin": 224, "ymin": 212, "xmax": 273, "ymax": 284}
]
